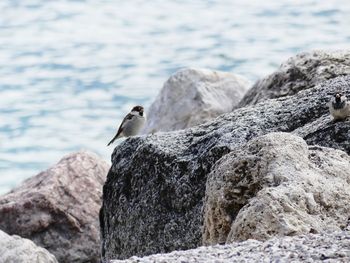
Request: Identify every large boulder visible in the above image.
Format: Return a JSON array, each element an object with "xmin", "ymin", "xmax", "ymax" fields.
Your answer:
[
  {"xmin": 203, "ymin": 132, "xmax": 350, "ymax": 245},
  {"xmin": 110, "ymin": 231, "xmax": 350, "ymax": 263},
  {"xmin": 0, "ymin": 151, "xmax": 109, "ymax": 263},
  {"xmin": 238, "ymin": 50, "xmax": 350, "ymax": 107},
  {"xmin": 100, "ymin": 75, "xmax": 350, "ymax": 261},
  {"xmin": 142, "ymin": 68, "xmax": 250, "ymax": 134},
  {"xmin": 0, "ymin": 230, "xmax": 58, "ymax": 263}
]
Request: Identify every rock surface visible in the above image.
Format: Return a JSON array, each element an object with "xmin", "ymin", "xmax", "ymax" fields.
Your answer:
[
  {"xmin": 142, "ymin": 68, "xmax": 250, "ymax": 134},
  {"xmin": 100, "ymin": 75, "xmax": 350, "ymax": 261},
  {"xmin": 0, "ymin": 230, "xmax": 58, "ymax": 263},
  {"xmin": 203, "ymin": 132, "xmax": 350, "ymax": 245},
  {"xmin": 238, "ymin": 50, "xmax": 350, "ymax": 107},
  {"xmin": 0, "ymin": 151, "xmax": 109, "ymax": 263},
  {"xmin": 110, "ymin": 231, "xmax": 350, "ymax": 263}
]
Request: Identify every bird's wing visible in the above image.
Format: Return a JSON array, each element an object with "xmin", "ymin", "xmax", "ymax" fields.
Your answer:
[
  {"xmin": 107, "ymin": 113, "xmax": 134, "ymax": 146},
  {"xmin": 346, "ymin": 101, "xmax": 350, "ymax": 112},
  {"xmin": 117, "ymin": 113, "xmax": 134, "ymax": 136}
]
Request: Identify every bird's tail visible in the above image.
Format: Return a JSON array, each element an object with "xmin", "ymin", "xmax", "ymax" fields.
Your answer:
[{"xmin": 107, "ymin": 135, "xmax": 118, "ymax": 146}]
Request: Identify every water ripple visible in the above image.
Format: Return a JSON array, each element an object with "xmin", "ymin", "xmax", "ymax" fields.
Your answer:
[{"xmin": 1, "ymin": 0, "xmax": 350, "ymax": 194}]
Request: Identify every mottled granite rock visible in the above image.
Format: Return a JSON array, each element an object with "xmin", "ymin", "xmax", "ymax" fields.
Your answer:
[
  {"xmin": 0, "ymin": 230, "xmax": 58, "ymax": 263},
  {"xmin": 0, "ymin": 151, "xmax": 109, "ymax": 263},
  {"xmin": 100, "ymin": 75, "xmax": 350, "ymax": 261},
  {"xmin": 294, "ymin": 114, "xmax": 350, "ymax": 153},
  {"xmin": 110, "ymin": 231, "xmax": 350, "ymax": 263},
  {"xmin": 238, "ymin": 50, "xmax": 350, "ymax": 107},
  {"xmin": 203, "ymin": 132, "xmax": 350, "ymax": 245},
  {"xmin": 142, "ymin": 68, "xmax": 250, "ymax": 134}
]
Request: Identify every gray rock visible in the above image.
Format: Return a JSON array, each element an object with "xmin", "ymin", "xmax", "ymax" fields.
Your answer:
[
  {"xmin": 100, "ymin": 75, "xmax": 350, "ymax": 261},
  {"xmin": 0, "ymin": 230, "xmax": 58, "ymax": 263},
  {"xmin": 203, "ymin": 132, "xmax": 350, "ymax": 245},
  {"xmin": 294, "ymin": 114, "xmax": 350, "ymax": 153},
  {"xmin": 110, "ymin": 231, "xmax": 350, "ymax": 263},
  {"xmin": 142, "ymin": 68, "xmax": 250, "ymax": 134},
  {"xmin": 238, "ymin": 50, "xmax": 350, "ymax": 107},
  {"xmin": 0, "ymin": 151, "xmax": 109, "ymax": 263}
]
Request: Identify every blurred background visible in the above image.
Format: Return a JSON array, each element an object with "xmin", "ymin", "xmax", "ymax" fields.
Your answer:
[{"xmin": 0, "ymin": 0, "xmax": 349, "ymax": 194}]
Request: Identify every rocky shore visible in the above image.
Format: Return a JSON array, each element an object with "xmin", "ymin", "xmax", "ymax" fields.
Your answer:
[
  {"xmin": 111, "ymin": 230, "xmax": 350, "ymax": 263},
  {"xmin": 1, "ymin": 50, "xmax": 350, "ymax": 262}
]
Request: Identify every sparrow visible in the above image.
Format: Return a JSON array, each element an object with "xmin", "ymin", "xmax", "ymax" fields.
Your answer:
[
  {"xmin": 329, "ymin": 93, "xmax": 350, "ymax": 121},
  {"xmin": 107, "ymin": 105, "xmax": 146, "ymax": 146}
]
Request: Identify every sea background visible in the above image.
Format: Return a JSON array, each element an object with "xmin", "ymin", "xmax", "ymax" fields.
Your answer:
[{"xmin": 0, "ymin": 0, "xmax": 349, "ymax": 194}]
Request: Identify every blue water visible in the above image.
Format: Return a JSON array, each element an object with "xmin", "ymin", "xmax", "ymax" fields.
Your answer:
[{"xmin": 1, "ymin": 0, "xmax": 350, "ymax": 194}]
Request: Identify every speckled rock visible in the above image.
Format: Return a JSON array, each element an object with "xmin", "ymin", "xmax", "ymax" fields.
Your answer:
[
  {"xmin": 100, "ymin": 75, "xmax": 350, "ymax": 261},
  {"xmin": 0, "ymin": 230, "xmax": 58, "ymax": 263},
  {"xmin": 203, "ymin": 132, "xmax": 350, "ymax": 245},
  {"xmin": 238, "ymin": 50, "xmax": 350, "ymax": 107},
  {"xmin": 110, "ymin": 231, "xmax": 350, "ymax": 263},
  {"xmin": 142, "ymin": 68, "xmax": 250, "ymax": 134},
  {"xmin": 0, "ymin": 151, "xmax": 109, "ymax": 263}
]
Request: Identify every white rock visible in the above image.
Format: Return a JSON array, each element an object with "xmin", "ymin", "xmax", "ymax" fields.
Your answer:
[
  {"xmin": 110, "ymin": 231, "xmax": 350, "ymax": 263},
  {"xmin": 142, "ymin": 68, "xmax": 250, "ymax": 134},
  {"xmin": 0, "ymin": 230, "xmax": 58, "ymax": 263},
  {"xmin": 203, "ymin": 132, "xmax": 350, "ymax": 245}
]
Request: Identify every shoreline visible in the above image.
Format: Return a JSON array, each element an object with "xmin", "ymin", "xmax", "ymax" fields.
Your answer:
[{"xmin": 1, "ymin": 50, "xmax": 350, "ymax": 262}]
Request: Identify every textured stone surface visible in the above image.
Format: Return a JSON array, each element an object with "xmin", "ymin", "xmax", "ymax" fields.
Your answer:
[
  {"xmin": 203, "ymin": 132, "xmax": 350, "ymax": 245},
  {"xmin": 238, "ymin": 50, "xmax": 350, "ymax": 107},
  {"xmin": 142, "ymin": 68, "xmax": 250, "ymax": 134},
  {"xmin": 294, "ymin": 114, "xmax": 350, "ymax": 153},
  {"xmin": 0, "ymin": 151, "xmax": 109, "ymax": 263},
  {"xmin": 111, "ymin": 231, "xmax": 350, "ymax": 263},
  {"xmin": 0, "ymin": 230, "xmax": 58, "ymax": 263},
  {"xmin": 100, "ymin": 75, "xmax": 350, "ymax": 261}
]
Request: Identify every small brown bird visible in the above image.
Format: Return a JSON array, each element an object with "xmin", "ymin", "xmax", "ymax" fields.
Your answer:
[
  {"xmin": 107, "ymin": 105, "xmax": 146, "ymax": 146},
  {"xmin": 329, "ymin": 93, "xmax": 350, "ymax": 121}
]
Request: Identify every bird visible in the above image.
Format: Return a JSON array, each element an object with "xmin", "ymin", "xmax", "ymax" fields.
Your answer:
[
  {"xmin": 107, "ymin": 105, "xmax": 146, "ymax": 146},
  {"xmin": 329, "ymin": 93, "xmax": 350, "ymax": 121}
]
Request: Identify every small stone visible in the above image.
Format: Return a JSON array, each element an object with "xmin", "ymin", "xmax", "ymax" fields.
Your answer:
[{"xmin": 0, "ymin": 230, "xmax": 58, "ymax": 263}]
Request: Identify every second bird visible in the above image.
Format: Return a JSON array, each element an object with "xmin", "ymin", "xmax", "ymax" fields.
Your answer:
[
  {"xmin": 107, "ymin": 105, "xmax": 146, "ymax": 146},
  {"xmin": 329, "ymin": 93, "xmax": 350, "ymax": 121}
]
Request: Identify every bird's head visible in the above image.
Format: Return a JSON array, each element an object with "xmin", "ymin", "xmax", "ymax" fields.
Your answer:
[
  {"xmin": 131, "ymin": 105, "xmax": 144, "ymax": 116},
  {"xmin": 334, "ymin": 92, "xmax": 346, "ymax": 104},
  {"xmin": 335, "ymin": 93, "xmax": 343, "ymax": 104}
]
